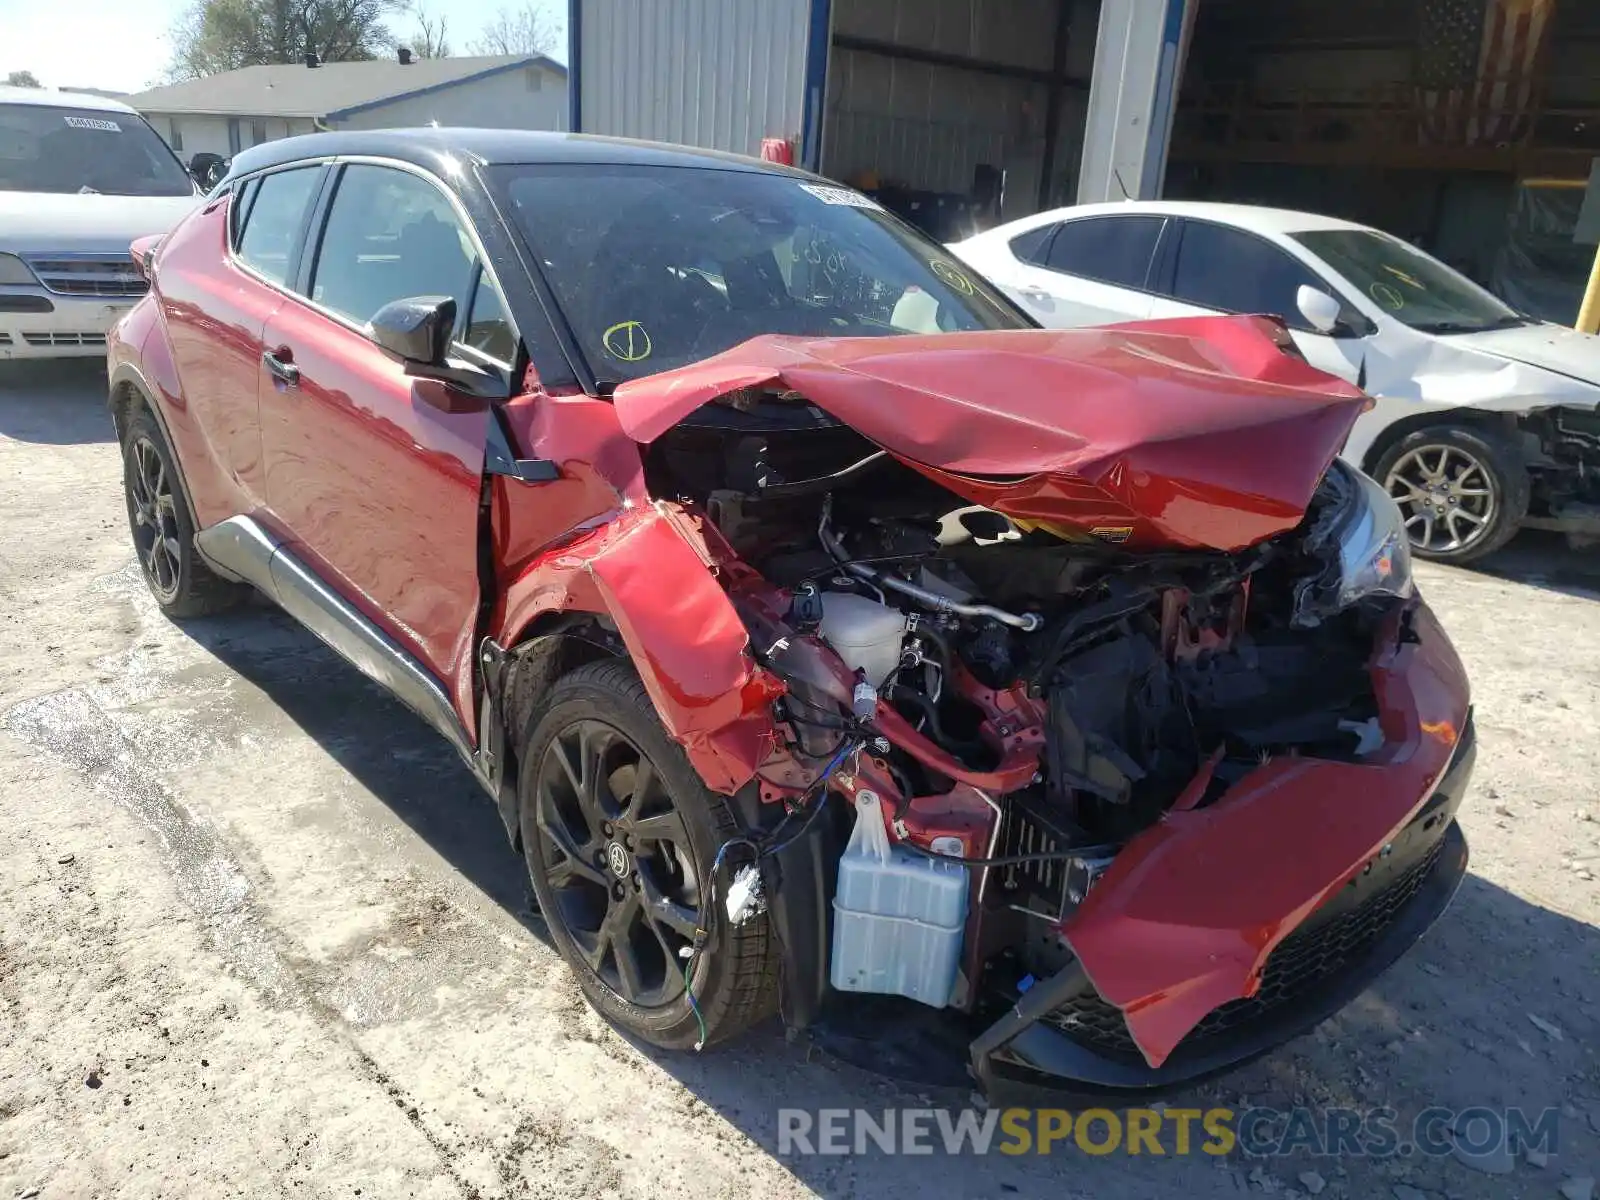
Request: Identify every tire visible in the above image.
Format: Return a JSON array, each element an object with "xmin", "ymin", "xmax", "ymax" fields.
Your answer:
[
  {"xmin": 1371, "ymin": 423, "xmax": 1529, "ymax": 565},
  {"xmin": 519, "ymin": 660, "xmax": 777, "ymax": 1049},
  {"xmin": 121, "ymin": 408, "xmax": 248, "ymax": 618}
]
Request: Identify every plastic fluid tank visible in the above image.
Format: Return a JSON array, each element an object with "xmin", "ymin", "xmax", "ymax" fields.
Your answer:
[{"xmin": 830, "ymin": 790, "xmax": 968, "ymax": 1007}]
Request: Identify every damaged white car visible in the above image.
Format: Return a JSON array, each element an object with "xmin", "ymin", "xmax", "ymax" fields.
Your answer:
[{"xmin": 952, "ymin": 201, "xmax": 1600, "ymax": 562}]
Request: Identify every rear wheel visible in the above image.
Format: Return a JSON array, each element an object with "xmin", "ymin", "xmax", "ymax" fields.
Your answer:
[
  {"xmin": 1373, "ymin": 424, "xmax": 1528, "ymax": 564},
  {"xmin": 121, "ymin": 409, "xmax": 248, "ymax": 617},
  {"xmin": 520, "ymin": 660, "xmax": 776, "ymax": 1049}
]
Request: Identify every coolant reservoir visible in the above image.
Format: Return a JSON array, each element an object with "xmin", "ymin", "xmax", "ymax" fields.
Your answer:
[
  {"xmin": 819, "ymin": 592, "xmax": 907, "ymax": 688},
  {"xmin": 831, "ymin": 791, "xmax": 968, "ymax": 1008}
]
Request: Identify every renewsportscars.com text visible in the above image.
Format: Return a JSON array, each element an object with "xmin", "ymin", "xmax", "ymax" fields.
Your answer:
[{"xmin": 777, "ymin": 1106, "xmax": 1560, "ymax": 1159}]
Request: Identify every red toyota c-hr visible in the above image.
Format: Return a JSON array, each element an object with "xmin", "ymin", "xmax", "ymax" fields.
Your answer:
[{"xmin": 109, "ymin": 129, "xmax": 1473, "ymax": 1094}]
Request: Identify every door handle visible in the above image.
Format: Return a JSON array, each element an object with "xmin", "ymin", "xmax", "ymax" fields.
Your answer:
[{"xmin": 262, "ymin": 347, "xmax": 300, "ymax": 387}]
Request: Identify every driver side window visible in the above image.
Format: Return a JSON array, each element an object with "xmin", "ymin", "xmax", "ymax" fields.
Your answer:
[{"xmin": 309, "ymin": 164, "xmax": 476, "ymax": 329}]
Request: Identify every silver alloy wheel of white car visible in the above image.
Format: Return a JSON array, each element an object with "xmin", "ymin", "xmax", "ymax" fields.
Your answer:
[{"xmin": 1383, "ymin": 444, "xmax": 1497, "ymax": 557}]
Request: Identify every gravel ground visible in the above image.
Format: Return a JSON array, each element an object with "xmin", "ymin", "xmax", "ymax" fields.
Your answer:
[{"xmin": 1, "ymin": 360, "xmax": 1598, "ymax": 1200}]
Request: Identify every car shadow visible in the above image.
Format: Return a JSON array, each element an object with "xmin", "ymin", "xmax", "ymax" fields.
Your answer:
[
  {"xmin": 0, "ymin": 360, "xmax": 116, "ymax": 445},
  {"xmin": 173, "ymin": 604, "xmax": 1600, "ymax": 1198},
  {"xmin": 177, "ymin": 603, "xmax": 545, "ymax": 932},
  {"xmin": 1468, "ymin": 529, "xmax": 1600, "ymax": 602}
]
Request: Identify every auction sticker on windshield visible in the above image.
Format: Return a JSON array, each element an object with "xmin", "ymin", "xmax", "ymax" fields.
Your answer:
[
  {"xmin": 63, "ymin": 116, "xmax": 121, "ymax": 132},
  {"xmin": 800, "ymin": 183, "xmax": 882, "ymax": 210}
]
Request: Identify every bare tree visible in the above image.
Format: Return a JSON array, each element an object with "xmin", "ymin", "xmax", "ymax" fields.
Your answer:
[
  {"xmin": 407, "ymin": 3, "xmax": 450, "ymax": 58},
  {"xmin": 167, "ymin": 0, "xmax": 401, "ymax": 80},
  {"xmin": 5, "ymin": 70, "xmax": 42, "ymax": 88},
  {"xmin": 469, "ymin": 3, "xmax": 560, "ymax": 56}
]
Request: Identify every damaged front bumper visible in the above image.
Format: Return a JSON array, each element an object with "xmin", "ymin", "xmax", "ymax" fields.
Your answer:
[{"xmin": 971, "ymin": 603, "xmax": 1475, "ymax": 1095}]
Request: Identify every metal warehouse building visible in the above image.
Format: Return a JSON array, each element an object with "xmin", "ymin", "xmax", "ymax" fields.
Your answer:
[
  {"xmin": 567, "ymin": 0, "xmax": 1600, "ymax": 321},
  {"xmin": 566, "ymin": 0, "xmax": 1181, "ymax": 228}
]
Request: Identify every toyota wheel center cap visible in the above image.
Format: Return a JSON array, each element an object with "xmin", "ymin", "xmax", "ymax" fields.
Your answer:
[{"xmin": 606, "ymin": 841, "xmax": 629, "ymax": 878}]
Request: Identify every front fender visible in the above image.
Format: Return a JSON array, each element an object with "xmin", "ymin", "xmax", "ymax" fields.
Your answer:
[{"xmin": 495, "ymin": 502, "xmax": 778, "ymax": 794}]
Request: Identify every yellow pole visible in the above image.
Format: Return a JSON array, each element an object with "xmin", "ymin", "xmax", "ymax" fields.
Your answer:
[{"xmin": 1579, "ymin": 241, "xmax": 1600, "ymax": 335}]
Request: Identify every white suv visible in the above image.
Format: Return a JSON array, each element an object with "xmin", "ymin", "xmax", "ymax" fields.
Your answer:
[
  {"xmin": 0, "ymin": 87, "xmax": 199, "ymax": 360},
  {"xmin": 952, "ymin": 201, "xmax": 1600, "ymax": 563}
]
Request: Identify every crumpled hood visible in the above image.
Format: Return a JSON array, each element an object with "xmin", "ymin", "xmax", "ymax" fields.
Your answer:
[
  {"xmin": 0, "ymin": 191, "xmax": 199, "ymax": 255},
  {"xmin": 613, "ymin": 316, "xmax": 1368, "ymax": 551},
  {"xmin": 1443, "ymin": 321, "xmax": 1600, "ymax": 388}
]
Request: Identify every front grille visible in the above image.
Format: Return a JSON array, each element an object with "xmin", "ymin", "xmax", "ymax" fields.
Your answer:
[
  {"xmin": 1043, "ymin": 834, "xmax": 1447, "ymax": 1061},
  {"xmin": 20, "ymin": 331, "xmax": 106, "ymax": 347},
  {"xmin": 22, "ymin": 256, "xmax": 147, "ymax": 298}
]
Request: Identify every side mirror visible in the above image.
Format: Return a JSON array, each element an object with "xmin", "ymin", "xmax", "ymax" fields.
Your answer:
[
  {"xmin": 1296, "ymin": 284, "xmax": 1343, "ymax": 335},
  {"xmin": 370, "ymin": 294, "xmax": 455, "ymax": 366},
  {"xmin": 369, "ymin": 294, "xmax": 505, "ymax": 402}
]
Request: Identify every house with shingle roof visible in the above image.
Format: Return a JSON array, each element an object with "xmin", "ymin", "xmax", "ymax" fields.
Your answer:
[{"xmin": 128, "ymin": 51, "xmax": 566, "ymax": 167}]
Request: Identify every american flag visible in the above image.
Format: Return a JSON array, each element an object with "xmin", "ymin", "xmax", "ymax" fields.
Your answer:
[{"xmin": 1416, "ymin": 0, "xmax": 1553, "ymax": 145}]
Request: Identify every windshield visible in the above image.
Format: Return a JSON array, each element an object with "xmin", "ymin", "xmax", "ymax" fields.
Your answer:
[
  {"xmin": 492, "ymin": 163, "xmax": 1028, "ymax": 383},
  {"xmin": 0, "ymin": 104, "xmax": 194, "ymax": 197},
  {"xmin": 1291, "ymin": 228, "xmax": 1525, "ymax": 334}
]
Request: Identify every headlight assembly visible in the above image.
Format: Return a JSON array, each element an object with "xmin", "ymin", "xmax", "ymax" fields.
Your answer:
[
  {"xmin": 1333, "ymin": 468, "xmax": 1415, "ymax": 609},
  {"xmin": 1292, "ymin": 461, "xmax": 1415, "ymax": 627},
  {"xmin": 0, "ymin": 253, "xmax": 38, "ymax": 286}
]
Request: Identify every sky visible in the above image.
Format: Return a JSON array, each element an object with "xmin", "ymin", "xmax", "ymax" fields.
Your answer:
[{"xmin": 0, "ymin": 0, "xmax": 567, "ymax": 95}]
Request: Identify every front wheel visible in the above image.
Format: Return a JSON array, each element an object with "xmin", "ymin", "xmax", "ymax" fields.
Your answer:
[
  {"xmin": 1372, "ymin": 424, "xmax": 1529, "ymax": 564},
  {"xmin": 520, "ymin": 660, "xmax": 777, "ymax": 1049}
]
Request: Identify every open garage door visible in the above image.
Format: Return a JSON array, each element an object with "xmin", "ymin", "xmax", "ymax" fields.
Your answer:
[{"xmin": 819, "ymin": 0, "xmax": 1097, "ymax": 236}]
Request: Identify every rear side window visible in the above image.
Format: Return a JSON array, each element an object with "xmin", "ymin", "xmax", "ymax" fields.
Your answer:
[
  {"xmin": 1008, "ymin": 224, "xmax": 1054, "ymax": 266},
  {"xmin": 1170, "ymin": 221, "xmax": 1330, "ymax": 330},
  {"xmin": 230, "ymin": 177, "xmax": 260, "ymax": 247},
  {"xmin": 235, "ymin": 167, "xmax": 320, "ymax": 285},
  {"xmin": 309, "ymin": 164, "xmax": 476, "ymax": 326},
  {"xmin": 1043, "ymin": 216, "xmax": 1164, "ymax": 289}
]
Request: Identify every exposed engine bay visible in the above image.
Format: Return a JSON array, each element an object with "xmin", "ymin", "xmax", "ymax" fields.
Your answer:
[{"xmin": 642, "ymin": 391, "xmax": 1415, "ymax": 1011}]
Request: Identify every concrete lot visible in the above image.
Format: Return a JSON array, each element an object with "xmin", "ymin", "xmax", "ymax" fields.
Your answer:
[{"xmin": 1, "ymin": 360, "xmax": 1598, "ymax": 1200}]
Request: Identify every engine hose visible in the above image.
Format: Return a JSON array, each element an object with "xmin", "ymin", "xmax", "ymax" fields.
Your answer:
[
  {"xmin": 909, "ymin": 618, "xmax": 955, "ymax": 676},
  {"xmin": 888, "ymin": 685, "xmax": 985, "ymax": 756},
  {"xmin": 817, "ymin": 498, "xmax": 1043, "ymax": 632}
]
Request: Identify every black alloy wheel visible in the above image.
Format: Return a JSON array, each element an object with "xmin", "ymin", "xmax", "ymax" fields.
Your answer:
[
  {"xmin": 127, "ymin": 433, "xmax": 183, "ymax": 605},
  {"xmin": 533, "ymin": 717, "xmax": 703, "ymax": 1007},
  {"xmin": 519, "ymin": 661, "xmax": 776, "ymax": 1049},
  {"xmin": 119, "ymin": 408, "xmax": 247, "ymax": 618}
]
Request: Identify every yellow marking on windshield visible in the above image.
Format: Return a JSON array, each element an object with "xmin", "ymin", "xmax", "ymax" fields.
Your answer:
[
  {"xmin": 1381, "ymin": 264, "xmax": 1424, "ymax": 290},
  {"xmin": 930, "ymin": 259, "xmax": 976, "ymax": 295},
  {"xmin": 1368, "ymin": 282, "xmax": 1405, "ymax": 311},
  {"xmin": 602, "ymin": 320, "xmax": 652, "ymax": 362}
]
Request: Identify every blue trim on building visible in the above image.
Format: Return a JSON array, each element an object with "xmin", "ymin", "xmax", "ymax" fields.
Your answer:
[
  {"xmin": 800, "ymin": 0, "xmax": 832, "ymax": 172},
  {"xmin": 1139, "ymin": 0, "xmax": 1189, "ymax": 200},
  {"xmin": 325, "ymin": 56, "xmax": 567, "ymax": 120},
  {"xmin": 567, "ymin": 0, "xmax": 582, "ymax": 133}
]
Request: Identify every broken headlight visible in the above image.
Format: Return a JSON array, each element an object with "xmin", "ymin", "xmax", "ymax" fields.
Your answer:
[
  {"xmin": 1293, "ymin": 462, "xmax": 1415, "ymax": 626},
  {"xmin": 1335, "ymin": 468, "xmax": 1416, "ymax": 609}
]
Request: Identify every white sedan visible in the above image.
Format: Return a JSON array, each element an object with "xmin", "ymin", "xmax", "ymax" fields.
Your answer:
[{"xmin": 951, "ymin": 201, "xmax": 1600, "ymax": 563}]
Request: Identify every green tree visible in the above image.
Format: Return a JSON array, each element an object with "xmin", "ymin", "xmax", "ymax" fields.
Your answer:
[
  {"xmin": 167, "ymin": 0, "xmax": 401, "ymax": 79},
  {"xmin": 4, "ymin": 70, "xmax": 42, "ymax": 88}
]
